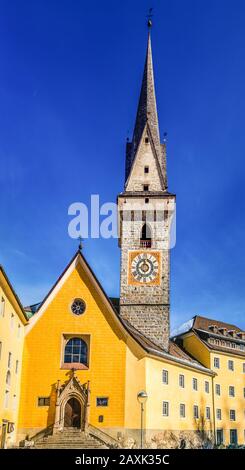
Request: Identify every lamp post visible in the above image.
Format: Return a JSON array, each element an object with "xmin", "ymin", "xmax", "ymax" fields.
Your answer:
[{"xmin": 137, "ymin": 390, "xmax": 148, "ymax": 449}]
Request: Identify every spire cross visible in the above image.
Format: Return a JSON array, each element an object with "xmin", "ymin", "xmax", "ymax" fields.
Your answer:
[
  {"xmin": 78, "ymin": 236, "xmax": 83, "ymax": 251},
  {"xmin": 147, "ymin": 7, "xmax": 153, "ymax": 29}
]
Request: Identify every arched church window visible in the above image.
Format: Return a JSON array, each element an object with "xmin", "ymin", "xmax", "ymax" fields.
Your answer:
[
  {"xmin": 140, "ymin": 223, "xmax": 152, "ymax": 248},
  {"xmin": 6, "ymin": 370, "xmax": 11, "ymax": 386},
  {"xmin": 64, "ymin": 338, "xmax": 88, "ymax": 365}
]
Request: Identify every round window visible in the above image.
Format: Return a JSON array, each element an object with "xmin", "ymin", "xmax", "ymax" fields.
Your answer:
[{"xmin": 71, "ymin": 299, "xmax": 86, "ymax": 316}]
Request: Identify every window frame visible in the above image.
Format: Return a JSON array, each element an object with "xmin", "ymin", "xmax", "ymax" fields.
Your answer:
[
  {"xmin": 214, "ymin": 357, "xmax": 220, "ymax": 369},
  {"xmin": 38, "ymin": 397, "xmax": 50, "ymax": 407},
  {"xmin": 228, "ymin": 360, "xmax": 234, "ymax": 371},
  {"xmin": 229, "ymin": 409, "xmax": 236, "ymax": 421},
  {"xmin": 193, "ymin": 404, "xmax": 199, "ymax": 419},
  {"xmin": 162, "ymin": 401, "xmax": 169, "ymax": 417},
  {"xmin": 180, "ymin": 403, "xmax": 186, "ymax": 418},
  {"xmin": 205, "ymin": 381, "xmax": 210, "ymax": 393},
  {"xmin": 215, "ymin": 384, "xmax": 221, "ymax": 396},
  {"xmin": 206, "ymin": 406, "xmax": 211, "ymax": 420},
  {"xmin": 192, "ymin": 377, "xmax": 198, "ymax": 391},
  {"xmin": 216, "ymin": 408, "xmax": 222, "ymax": 420},
  {"xmin": 229, "ymin": 385, "xmax": 235, "ymax": 397},
  {"xmin": 179, "ymin": 374, "xmax": 185, "ymax": 388},
  {"xmin": 162, "ymin": 369, "xmax": 168, "ymax": 385},
  {"xmin": 61, "ymin": 334, "xmax": 90, "ymax": 370},
  {"xmin": 96, "ymin": 397, "xmax": 109, "ymax": 407}
]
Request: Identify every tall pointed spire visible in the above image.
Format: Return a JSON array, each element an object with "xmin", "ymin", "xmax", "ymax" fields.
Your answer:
[
  {"xmin": 125, "ymin": 23, "xmax": 167, "ymax": 189},
  {"xmin": 132, "ymin": 27, "xmax": 160, "ymax": 157}
]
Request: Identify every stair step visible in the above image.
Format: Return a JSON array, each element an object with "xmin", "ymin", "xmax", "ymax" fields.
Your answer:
[{"xmin": 34, "ymin": 429, "xmax": 108, "ymax": 449}]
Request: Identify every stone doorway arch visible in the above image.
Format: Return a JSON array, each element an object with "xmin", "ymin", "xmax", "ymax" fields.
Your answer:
[{"xmin": 54, "ymin": 375, "xmax": 90, "ymax": 433}]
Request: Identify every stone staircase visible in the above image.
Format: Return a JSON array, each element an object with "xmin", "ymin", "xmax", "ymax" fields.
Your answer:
[{"xmin": 34, "ymin": 428, "xmax": 109, "ymax": 449}]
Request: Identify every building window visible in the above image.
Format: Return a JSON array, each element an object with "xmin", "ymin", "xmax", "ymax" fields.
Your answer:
[
  {"xmin": 4, "ymin": 390, "xmax": 9, "ymax": 408},
  {"xmin": 162, "ymin": 401, "xmax": 169, "ymax": 417},
  {"xmin": 230, "ymin": 429, "xmax": 238, "ymax": 445},
  {"xmin": 216, "ymin": 429, "xmax": 224, "ymax": 446},
  {"xmin": 13, "ymin": 395, "xmax": 17, "ymax": 410},
  {"xmin": 0, "ymin": 341, "xmax": 2, "ymax": 360},
  {"xmin": 216, "ymin": 409, "xmax": 222, "ymax": 420},
  {"xmin": 193, "ymin": 405, "xmax": 199, "ymax": 419},
  {"xmin": 8, "ymin": 352, "xmax": 12, "ymax": 368},
  {"xmin": 64, "ymin": 337, "xmax": 88, "ymax": 365},
  {"xmin": 96, "ymin": 397, "xmax": 108, "ymax": 407},
  {"xmin": 6, "ymin": 370, "xmax": 11, "ymax": 386},
  {"xmin": 162, "ymin": 369, "xmax": 168, "ymax": 385},
  {"xmin": 229, "ymin": 386, "xmax": 235, "ymax": 397},
  {"xmin": 10, "ymin": 313, "xmax": 14, "ymax": 329},
  {"xmin": 216, "ymin": 384, "xmax": 221, "ymax": 395},
  {"xmin": 179, "ymin": 374, "xmax": 185, "ymax": 388},
  {"xmin": 230, "ymin": 410, "xmax": 236, "ymax": 421},
  {"xmin": 206, "ymin": 407, "xmax": 211, "ymax": 420},
  {"xmin": 1, "ymin": 297, "xmax": 5, "ymax": 316},
  {"xmin": 17, "ymin": 324, "xmax": 21, "ymax": 338},
  {"xmin": 228, "ymin": 360, "xmax": 234, "ymax": 371},
  {"xmin": 214, "ymin": 357, "xmax": 220, "ymax": 368},
  {"xmin": 143, "ymin": 184, "xmax": 149, "ymax": 191},
  {"xmin": 145, "ymin": 198, "xmax": 149, "ymax": 204},
  {"xmin": 205, "ymin": 381, "xmax": 210, "ymax": 393},
  {"xmin": 71, "ymin": 299, "xmax": 86, "ymax": 316},
  {"xmin": 192, "ymin": 378, "xmax": 198, "ymax": 391},
  {"xmin": 38, "ymin": 397, "xmax": 50, "ymax": 406},
  {"xmin": 144, "ymin": 166, "xmax": 149, "ymax": 174},
  {"xmin": 243, "ymin": 363, "xmax": 245, "ymax": 373},
  {"xmin": 15, "ymin": 360, "xmax": 19, "ymax": 374},
  {"xmin": 180, "ymin": 403, "xmax": 185, "ymax": 418},
  {"xmin": 145, "ymin": 137, "xmax": 149, "ymax": 144}
]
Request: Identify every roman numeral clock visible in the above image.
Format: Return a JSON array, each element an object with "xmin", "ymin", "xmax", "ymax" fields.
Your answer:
[{"xmin": 128, "ymin": 251, "xmax": 161, "ymax": 286}]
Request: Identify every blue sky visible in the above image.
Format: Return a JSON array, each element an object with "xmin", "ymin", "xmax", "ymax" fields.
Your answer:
[{"xmin": 1, "ymin": 0, "xmax": 245, "ymax": 330}]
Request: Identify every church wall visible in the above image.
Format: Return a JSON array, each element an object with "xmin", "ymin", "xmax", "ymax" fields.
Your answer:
[{"xmin": 17, "ymin": 263, "xmax": 128, "ymax": 442}]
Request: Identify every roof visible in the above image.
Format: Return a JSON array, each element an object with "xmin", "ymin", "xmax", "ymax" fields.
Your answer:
[
  {"xmin": 172, "ymin": 315, "xmax": 245, "ymax": 357},
  {"xmin": 121, "ymin": 317, "xmax": 213, "ymax": 374},
  {"xmin": 193, "ymin": 315, "xmax": 242, "ymax": 334},
  {"xmin": 125, "ymin": 30, "xmax": 167, "ymax": 189},
  {"xmin": 24, "ymin": 250, "xmax": 213, "ymax": 374},
  {"xmin": 0, "ymin": 265, "xmax": 29, "ymax": 323}
]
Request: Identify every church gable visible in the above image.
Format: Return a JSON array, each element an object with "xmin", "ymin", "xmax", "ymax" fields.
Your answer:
[
  {"xmin": 125, "ymin": 126, "xmax": 164, "ymax": 192},
  {"xmin": 26, "ymin": 251, "xmax": 127, "ymax": 344}
]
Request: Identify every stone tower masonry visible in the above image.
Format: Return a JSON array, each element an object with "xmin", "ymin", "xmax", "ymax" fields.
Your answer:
[{"xmin": 118, "ymin": 26, "xmax": 176, "ymax": 351}]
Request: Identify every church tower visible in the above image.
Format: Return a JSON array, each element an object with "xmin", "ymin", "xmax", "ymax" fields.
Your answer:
[{"xmin": 118, "ymin": 23, "xmax": 175, "ymax": 351}]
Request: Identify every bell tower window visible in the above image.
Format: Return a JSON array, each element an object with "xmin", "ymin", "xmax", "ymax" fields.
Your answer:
[
  {"xmin": 140, "ymin": 223, "xmax": 152, "ymax": 248},
  {"xmin": 143, "ymin": 184, "xmax": 149, "ymax": 191},
  {"xmin": 144, "ymin": 166, "xmax": 149, "ymax": 174}
]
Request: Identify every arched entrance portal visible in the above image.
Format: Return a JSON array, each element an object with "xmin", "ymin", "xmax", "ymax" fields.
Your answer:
[{"xmin": 64, "ymin": 398, "xmax": 81, "ymax": 428}]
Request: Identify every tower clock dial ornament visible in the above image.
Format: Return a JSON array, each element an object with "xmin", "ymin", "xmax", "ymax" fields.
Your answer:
[{"xmin": 128, "ymin": 251, "xmax": 161, "ymax": 286}]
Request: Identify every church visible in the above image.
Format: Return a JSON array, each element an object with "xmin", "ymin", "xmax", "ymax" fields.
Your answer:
[{"xmin": 0, "ymin": 24, "xmax": 245, "ymax": 449}]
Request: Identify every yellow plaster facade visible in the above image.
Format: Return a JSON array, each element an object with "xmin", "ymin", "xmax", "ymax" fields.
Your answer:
[
  {"xmin": 0, "ymin": 267, "xmax": 28, "ymax": 448},
  {"xmin": 1, "ymin": 254, "xmax": 245, "ymax": 448}
]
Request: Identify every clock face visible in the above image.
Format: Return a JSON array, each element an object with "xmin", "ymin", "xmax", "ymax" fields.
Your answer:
[{"xmin": 128, "ymin": 251, "xmax": 161, "ymax": 285}]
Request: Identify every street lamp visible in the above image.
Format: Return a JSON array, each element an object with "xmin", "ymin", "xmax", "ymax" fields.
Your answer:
[{"xmin": 137, "ymin": 390, "xmax": 148, "ymax": 449}]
